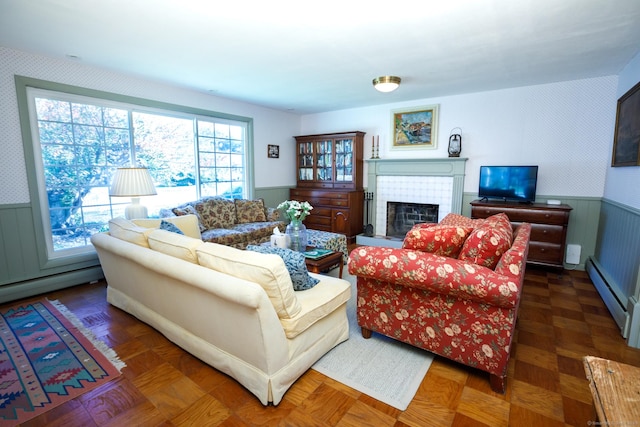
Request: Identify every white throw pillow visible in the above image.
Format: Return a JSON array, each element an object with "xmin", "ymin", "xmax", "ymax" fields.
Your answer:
[
  {"xmin": 196, "ymin": 242, "xmax": 302, "ymax": 319},
  {"xmin": 147, "ymin": 229, "xmax": 204, "ymax": 263},
  {"xmin": 108, "ymin": 217, "xmax": 154, "ymax": 247},
  {"xmin": 132, "ymin": 214, "xmax": 202, "ymax": 239}
]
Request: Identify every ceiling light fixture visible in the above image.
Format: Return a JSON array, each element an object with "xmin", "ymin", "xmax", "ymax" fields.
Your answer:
[{"xmin": 373, "ymin": 76, "xmax": 401, "ymax": 93}]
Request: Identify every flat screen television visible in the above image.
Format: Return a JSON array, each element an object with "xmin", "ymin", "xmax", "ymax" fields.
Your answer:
[{"xmin": 478, "ymin": 165, "xmax": 538, "ymax": 203}]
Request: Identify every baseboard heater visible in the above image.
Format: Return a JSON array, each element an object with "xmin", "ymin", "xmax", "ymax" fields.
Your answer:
[
  {"xmin": 586, "ymin": 257, "xmax": 629, "ymax": 338},
  {"xmin": 0, "ymin": 266, "xmax": 104, "ymax": 304}
]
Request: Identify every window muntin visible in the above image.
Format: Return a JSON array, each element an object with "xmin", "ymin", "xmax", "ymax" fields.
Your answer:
[{"xmin": 27, "ymin": 87, "xmax": 250, "ymax": 258}]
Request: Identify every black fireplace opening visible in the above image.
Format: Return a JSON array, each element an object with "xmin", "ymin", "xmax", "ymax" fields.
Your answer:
[{"xmin": 386, "ymin": 202, "xmax": 439, "ymax": 238}]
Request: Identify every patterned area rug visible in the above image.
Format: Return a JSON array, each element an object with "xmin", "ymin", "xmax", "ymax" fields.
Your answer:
[{"xmin": 0, "ymin": 299, "xmax": 125, "ymax": 426}]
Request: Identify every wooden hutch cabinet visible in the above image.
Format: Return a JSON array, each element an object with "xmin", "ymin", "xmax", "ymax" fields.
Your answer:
[
  {"xmin": 470, "ymin": 199, "xmax": 572, "ymax": 269},
  {"xmin": 290, "ymin": 131, "xmax": 365, "ymax": 243}
]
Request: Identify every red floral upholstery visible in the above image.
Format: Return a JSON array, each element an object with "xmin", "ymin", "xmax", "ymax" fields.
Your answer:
[
  {"xmin": 402, "ymin": 224, "xmax": 473, "ymax": 258},
  {"xmin": 348, "ymin": 213, "xmax": 531, "ymax": 393},
  {"xmin": 459, "ymin": 213, "xmax": 513, "ymax": 269}
]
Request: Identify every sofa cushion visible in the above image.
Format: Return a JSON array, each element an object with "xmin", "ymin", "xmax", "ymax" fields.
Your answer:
[
  {"xmin": 438, "ymin": 213, "xmax": 481, "ymax": 228},
  {"xmin": 279, "ymin": 276, "xmax": 351, "ymax": 339},
  {"xmin": 484, "ymin": 212, "xmax": 514, "ymax": 241},
  {"xmin": 172, "ymin": 205, "xmax": 206, "ymax": 233},
  {"xmin": 195, "ymin": 197, "xmax": 236, "ymax": 229},
  {"xmin": 147, "ymin": 229, "xmax": 203, "ymax": 263},
  {"xmin": 132, "ymin": 215, "xmax": 202, "ymax": 239},
  {"xmin": 459, "ymin": 213, "xmax": 513, "ymax": 269},
  {"xmin": 246, "ymin": 245, "xmax": 319, "ymax": 291},
  {"xmin": 402, "ymin": 224, "xmax": 473, "ymax": 258},
  {"xmin": 108, "ymin": 217, "xmax": 154, "ymax": 247},
  {"xmin": 235, "ymin": 199, "xmax": 267, "ymax": 224},
  {"xmin": 200, "ymin": 228, "xmax": 247, "ymax": 248},
  {"xmin": 196, "ymin": 242, "xmax": 302, "ymax": 319}
]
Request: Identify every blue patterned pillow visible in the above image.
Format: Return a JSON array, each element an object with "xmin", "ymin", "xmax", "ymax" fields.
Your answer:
[
  {"xmin": 246, "ymin": 245, "xmax": 320, "ymax": 291},
  {"xmin": 160, "ymin": 220, "xmax": 184, "ymax": 235}
]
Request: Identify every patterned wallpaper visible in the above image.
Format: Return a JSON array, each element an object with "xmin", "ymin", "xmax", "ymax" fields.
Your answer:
[
  {"xmin": 1, "ymin": 47, "xmax": 191, "ymax": 204},
  {"xmin": 1, "ymin": 46, "xmax": 625, "ymax": 206},
  {"xmin": 0, "ymin": 47, "xmax": 300, "ymax": 205}
]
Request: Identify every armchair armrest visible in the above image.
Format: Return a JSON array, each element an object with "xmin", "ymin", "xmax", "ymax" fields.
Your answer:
[{"xmin": 348, "ymin": 241, "xmax": 526, "ymax": 309}]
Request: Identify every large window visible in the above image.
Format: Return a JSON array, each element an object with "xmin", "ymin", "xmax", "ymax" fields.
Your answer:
[{"xmin": 19, "ymin": 80, "xmax": 253, "ymax": 259}]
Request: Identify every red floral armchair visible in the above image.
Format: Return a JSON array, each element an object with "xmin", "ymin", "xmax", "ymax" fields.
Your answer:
[{"xmin": 347, "ymin": 213, "xmax": 531, "ymax": 393}]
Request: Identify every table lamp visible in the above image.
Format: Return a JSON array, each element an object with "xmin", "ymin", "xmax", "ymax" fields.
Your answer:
[{"xmin": 109, "ymin": 167, "xmax": 157, "ymax": 219}]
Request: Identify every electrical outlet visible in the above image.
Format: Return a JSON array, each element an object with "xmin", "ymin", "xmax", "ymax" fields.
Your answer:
[{"xmin": 566, "ymin": 244, "xmax": 581, "ymax": 264}]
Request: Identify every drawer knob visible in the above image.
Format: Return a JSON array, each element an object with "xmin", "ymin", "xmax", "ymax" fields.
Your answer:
[
  {"xmin": 545, "ymin": 214, "xmax": 551, "ymax": 218},
  {"xmin": 540, "ymin": 248, "xmax": 546, "ymax": 252},
  {"xmin": 543, "ymin": 230, "xmax": 548, "ymax": 234}
]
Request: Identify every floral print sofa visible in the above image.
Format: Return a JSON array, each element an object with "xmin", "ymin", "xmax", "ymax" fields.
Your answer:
[
  {"xmin": 160, "ymin": 197, "xmax": 286, "ymax": 249},
  {"xmin": 348, "ymin": 212, "xmax": 531, "ymax": 393}
]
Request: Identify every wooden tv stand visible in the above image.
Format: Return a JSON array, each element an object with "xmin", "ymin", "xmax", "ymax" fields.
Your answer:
[{"xmin": 470, "ymin": 199, "xmax": 572, "ymax": 270}]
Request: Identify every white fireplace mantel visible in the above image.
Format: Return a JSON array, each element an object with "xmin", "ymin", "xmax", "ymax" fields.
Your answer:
[{"xmin": 364, "ymin": 158, "xmax": 467, "ymax": 239}]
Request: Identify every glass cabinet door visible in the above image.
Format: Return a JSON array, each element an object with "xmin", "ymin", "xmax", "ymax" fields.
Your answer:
[
  {"xmin": 334, "ymin": 138, "xmax": 354, "ymax": 182},
  {"xmin": 298, "ymin": 141, "xmax": 314, "ymax": 181},
  {"xmin": 316, "ymin": 140, "xmax": 333, "ymax": 182}
]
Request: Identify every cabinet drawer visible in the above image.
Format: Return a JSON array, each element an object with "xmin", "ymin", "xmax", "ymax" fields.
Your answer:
[
  {"xmin": 310, "ymin": 207, "xmax": 332, "ymax": 217},
  {"xmin": 291, "ymin": 189, "xmax": 348, "ymax": 199},
  {"xmin": 321, "ymin": 192, "xmax": 348, "ymax": 199},
  {"xmin": 306, "ymin": 215, "xmax": 331, "ymax": 227},
  {"xmin": 528, "ymin": 242, "xmax": 563, "ymax": 263},
  {"xmin": 325, "ymin": 198, "xmax": 349, "ymax": 207},
  {"xmin": 472, "ymin": 206, "xmax": 568, "ymax": 225},
  {"xmin": 528, "ymin": 223, "xmax": 565, "ymax": 243},
  {"xmin": 304, "ymin": 198, "xmax": 348, "ymax": 208},
  {"xmin": 510, "ymin": 209, "xmax": 568, "ymax": 225}
]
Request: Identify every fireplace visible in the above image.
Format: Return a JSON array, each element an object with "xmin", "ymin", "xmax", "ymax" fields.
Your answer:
[
  {"xmin": 356, "ymin": 158, "xmax": 467, "ymax": 248},
  {"xmin": 386, "ymin": 202, "xmax": 439, "ymax": 238}
]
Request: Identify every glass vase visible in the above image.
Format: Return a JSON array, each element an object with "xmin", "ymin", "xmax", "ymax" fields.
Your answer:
[{"xmin": 286, "ymin": 219, "xmax": 308, "ymax": 252}]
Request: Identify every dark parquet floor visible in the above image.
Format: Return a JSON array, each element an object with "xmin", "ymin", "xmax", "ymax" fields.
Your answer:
[{"xmin": 6, "ymin": 264, "xmax": 640, "ymax": 426}]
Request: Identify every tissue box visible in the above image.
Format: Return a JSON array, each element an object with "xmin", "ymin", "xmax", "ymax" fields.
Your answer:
[{"xmin": 270, "ymin": 234, "xmax": 290, "ymax": 248}]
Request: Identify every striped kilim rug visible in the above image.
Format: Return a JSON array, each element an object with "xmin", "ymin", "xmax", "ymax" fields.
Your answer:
[{"xmin": 0, "ymin": 299, "xmax": 125, "ymax": 426}]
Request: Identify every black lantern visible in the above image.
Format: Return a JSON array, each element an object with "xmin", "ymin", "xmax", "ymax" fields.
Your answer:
[{"xmin": 448, "ymin": 128, "xmax": 462, "ymax": 157}]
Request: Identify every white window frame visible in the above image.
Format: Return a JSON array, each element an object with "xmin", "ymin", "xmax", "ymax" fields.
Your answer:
[{"xmin": 16, "ymin": 77, "xmax": 254, "ymax": 266}]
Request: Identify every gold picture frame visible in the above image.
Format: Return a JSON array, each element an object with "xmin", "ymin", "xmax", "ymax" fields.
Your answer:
[
  {"xmin": 391, "ymin": 105, "xmax": 439, "ymax": 150},
  {"xmin": 612, "ymin": 81, "xmax": 640, "ymax": 167}
]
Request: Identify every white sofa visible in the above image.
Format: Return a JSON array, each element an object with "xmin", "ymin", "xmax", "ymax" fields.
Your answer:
[{"xmin": 90, "ymin": 215, "xmax": 351, "ymax": 405}]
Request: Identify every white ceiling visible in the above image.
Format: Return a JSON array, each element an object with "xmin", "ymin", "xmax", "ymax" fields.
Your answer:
[{"xmin": 2, "ymin": 0, "xmax": 640, "ymax": 114}]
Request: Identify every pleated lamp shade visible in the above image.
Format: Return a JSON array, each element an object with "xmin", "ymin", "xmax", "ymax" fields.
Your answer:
[{"xmin": 109, "ymin": 167, "xmax": 157, "ymax": 219}]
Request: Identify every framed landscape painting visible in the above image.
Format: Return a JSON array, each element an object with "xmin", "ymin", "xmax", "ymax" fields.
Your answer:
[
  {"xmin": 391, "ymin": 105, "xmax": 439, "ymax": 150},
  {"xmin": 612, "ymin": 80, "xmax": 640, "ymax": 167}
]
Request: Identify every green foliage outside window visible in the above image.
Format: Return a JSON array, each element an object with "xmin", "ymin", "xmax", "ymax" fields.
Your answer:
[{"xmin": 31, "ymin": 92, "xmax": 248, "ymax": 253}]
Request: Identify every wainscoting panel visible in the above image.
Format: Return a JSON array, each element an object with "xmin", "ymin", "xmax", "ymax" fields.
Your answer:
[
  {"xmin": 0, "ymin": 204, "xmax": 39, "ymax": 284},
  {"xmin": 255, "ymin": 187, "xmax": 291, "ymax": 214},
  {"xmin": 594, "ymin": 200, "xmax": 640, "ymax": 303}
]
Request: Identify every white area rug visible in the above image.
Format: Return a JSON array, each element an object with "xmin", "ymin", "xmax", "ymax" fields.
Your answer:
[{"xmin": 312, "ymin": 269, "xmax": 434, "ymax": 411}]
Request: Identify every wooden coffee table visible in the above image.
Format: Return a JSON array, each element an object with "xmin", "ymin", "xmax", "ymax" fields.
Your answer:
[{"xmin": 304, "ymin": 248, "xmax": 344, "ymax": 278}]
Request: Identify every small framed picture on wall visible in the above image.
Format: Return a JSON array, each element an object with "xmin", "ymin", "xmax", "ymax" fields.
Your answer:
[{"xmin": 268, "ymin": 144, "xmax": 279, "ymax": 158}]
